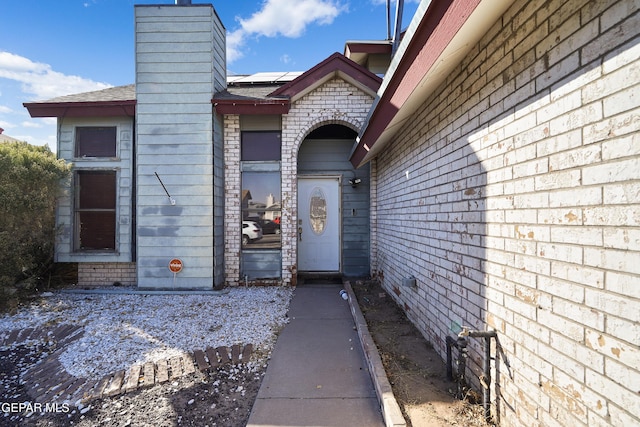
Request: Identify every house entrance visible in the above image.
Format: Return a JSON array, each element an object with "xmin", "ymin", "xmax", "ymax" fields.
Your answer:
[{"xmin": 297, "ymin": 176, "xmax": 341, "ymax": 272}]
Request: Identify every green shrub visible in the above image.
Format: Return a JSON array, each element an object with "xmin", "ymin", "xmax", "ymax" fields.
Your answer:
[{"xmin": 0, "ymin": 141, "xmax": 70, "ymax": 296}]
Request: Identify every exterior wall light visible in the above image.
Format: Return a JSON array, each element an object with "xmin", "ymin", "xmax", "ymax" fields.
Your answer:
[{"xmin": 349, "ymin": 178, "xmax": 362, "ymax": 188}]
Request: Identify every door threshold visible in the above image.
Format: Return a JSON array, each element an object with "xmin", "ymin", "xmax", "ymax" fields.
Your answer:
[{"xmin": 297, "ymin": 273, "xmax": 344, "ymax": 285}]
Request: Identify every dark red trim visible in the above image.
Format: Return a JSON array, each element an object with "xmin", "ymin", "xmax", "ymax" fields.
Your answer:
[
  {"xmin": 344, "ymin": 41, "xmax": 392, "ymax": 56},
  {"xmin": 24, "ymin": 101, "xmax": 136, "ymax": 118},
  {"xmin": 269, "ymin": 52, "xmax": 381, "ymax": 98},
  {"xmin": 350, "ymin": 0, "xmax": 481, "ymax": 167},
  {"xmin": 213, "ymin": 100, "xmax": 290, "ymax": 115}
]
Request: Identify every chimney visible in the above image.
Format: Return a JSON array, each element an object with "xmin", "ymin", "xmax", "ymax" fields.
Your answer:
[{"xmin": 134, "ymin": 1, "xmax": 226, "ymax": 289}]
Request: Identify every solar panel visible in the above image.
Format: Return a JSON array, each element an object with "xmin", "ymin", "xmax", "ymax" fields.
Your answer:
[{"xmin": 227, "ymin": 71, "xmax": 303, "ymax": 85}]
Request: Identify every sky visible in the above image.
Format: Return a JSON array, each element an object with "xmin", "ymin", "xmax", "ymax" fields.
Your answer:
[{"xmin": 0, "ymin": 0, "xmax": 419, "ymax": 149}]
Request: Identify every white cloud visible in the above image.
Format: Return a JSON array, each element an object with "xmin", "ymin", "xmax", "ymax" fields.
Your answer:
[
  {"xmin": 0, "ymin": 51, "xmax": 111, "ymax": 101},
  {"xmin": 280, "ymin": 54, "xmax": 292, "ymax": 65},
  {"xmin": 21, "ymin": 121, "xmax": 42, "ymax": 128},
  {"xmin": 0, "ymin": 105, "xmax": 12, "ymax": 114},
  {"xmin": 227, "ymin": 0, "xmax": 347, "ymax": 64}
]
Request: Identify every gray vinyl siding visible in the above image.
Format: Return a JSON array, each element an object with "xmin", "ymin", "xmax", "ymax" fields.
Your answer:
[
  {"xmin": 213, "ymin": 111, "xmax": 225, "ymax": 287},
  {"xmin": 240, "ymin": 115, "xmax": 281, "ymax": 131},
  {"xmin": 134, "ymin": 5, "xmax": 225, "ymax": 289},
  {"xmin": 55, "ymin": 117, "xmax": 134, "ymax": 263},
  {"xmin": 241, "ymin": 251, "xmax": 282, "ymax": 281},
  {"xmin": 298, "ymin": 138, "xmax": 370, "ymax": 277},
  {"xmin": 212, "ymin": 8, "xmax": 226, "ymax": 287}
]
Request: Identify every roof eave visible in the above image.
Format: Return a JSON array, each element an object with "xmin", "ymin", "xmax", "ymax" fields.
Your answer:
[
  {"xmin": 24, "ymin": 100, "xmax": 136, "ymax": 118},
  {"xmin": 344, "ymin": 40, "xmax": 393, "ymax": 66},
  {"xmin": 350, "ymin": 0, "xmax": 514, "ymax": 168}
]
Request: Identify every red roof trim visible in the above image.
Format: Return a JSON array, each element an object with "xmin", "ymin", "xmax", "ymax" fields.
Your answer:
[
  {"xmin": 344, "ymin": 41, "xmax": 392, "ymax": 55},
  {"xmin": 350, "ymin": 0, "xmax": 481, "ymax": 167},
  {"xmin": 269, "ymin": 52, "xmax": 381, "ymax": 98},
  {"xmin": 24, "ymin": 101, "xmax": 136, "ymax": 118},
  {"xmin": 213, "ymin": 99, "xmax": 290, "ymax": 115}
]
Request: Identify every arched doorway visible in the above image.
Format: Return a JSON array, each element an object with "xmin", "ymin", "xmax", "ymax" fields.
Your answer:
[{"xmin": 297, "ymin": 124, "xmax": 370, "ymax": 276}]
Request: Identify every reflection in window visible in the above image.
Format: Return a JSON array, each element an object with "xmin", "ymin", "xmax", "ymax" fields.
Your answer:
[{"xmin": 242, "ymin": 172, "xmax": 281, "ymax": 248}]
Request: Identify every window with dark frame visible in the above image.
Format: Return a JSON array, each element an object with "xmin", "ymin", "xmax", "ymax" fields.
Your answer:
[
  {"xmin": 75, "ymin": 126, "xmax": 117, "ymax": 158},
  {"xmin": 241, "ymin": 131, "xmax": 281, "ymax": 161},
  {"xmin": 75, "ymin": 170, "xmax": 117, "ymax": 250},
  {"xmin": 241, "ymin": 131, "xmax": 282, "ymax": 249}
]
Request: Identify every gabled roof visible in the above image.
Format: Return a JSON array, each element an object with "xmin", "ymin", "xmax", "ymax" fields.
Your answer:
[
  {"xmin": 269, "ymin": 52, "xmax": 381, "ymax": 101},
  {"xmin": 350, "ymin": 0, "xmax": 514, "ymax": 167},
  {"xmin": 213, "ymin": 52, "xmax": 382, "ymax": 115},
  {"xmin": 24, "ymin": 85, "xmax": 136, "ymax": 118}
]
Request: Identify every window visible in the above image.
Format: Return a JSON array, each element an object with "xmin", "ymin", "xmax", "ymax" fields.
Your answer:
[
  {"xmin": 241, "ymin": 131, "xmax": 281, "ymax": 248},
  {"xmin": 75, "ymin": 127, "xmax": 117, "ymax": 157},
  {"xmin": 242, "ymin": 171, "xmax": 281, "ymax": 248},
  {"xmin": 241, "ymin": 131, "xmax": 281, "ymax": 161},
  {"xmin": 75, "ymin": 171, "xmax": 117, "ymax": 250}
]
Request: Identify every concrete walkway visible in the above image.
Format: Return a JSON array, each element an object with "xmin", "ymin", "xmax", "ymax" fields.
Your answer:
[{"xmin": 247, "ymin": 284, "xmax": 386, "ymax": 427}]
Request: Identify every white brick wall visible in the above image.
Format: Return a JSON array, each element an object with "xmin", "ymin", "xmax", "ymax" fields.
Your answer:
[
  {"xmin": 223, "ymin": 114, "xmax": 241, "ymax": 285},
  {"xmin": 223, "ymin": 78, "xmax": 374, "ymax": 285},
  {"xmin": 372, "ymin": 0, "xmax": 640, "ymax": 425},
  {"xmin": 78, "ymin": 263, "xmax": 136, "ymax": 287}
]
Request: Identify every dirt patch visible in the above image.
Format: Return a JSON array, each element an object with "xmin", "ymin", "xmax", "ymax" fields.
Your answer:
[
  {"xmin": 351, "ymin": 279, "xmax": 491, "ymax": 427},
  {"xmin": 2, "ymin": 278, "xmax": 492, "ymax": 427},
  {"xmin": 1, "ymin": 343, "xmax": 263, "ymax": 427}
]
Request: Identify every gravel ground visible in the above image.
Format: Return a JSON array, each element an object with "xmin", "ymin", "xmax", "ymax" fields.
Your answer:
[{"xmin": 0, "ymin": 287, "xmax": 292, "ymax": 426}]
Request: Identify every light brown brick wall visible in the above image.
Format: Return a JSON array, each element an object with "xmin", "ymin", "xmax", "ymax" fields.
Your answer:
[{"xmin": 373, "ymin": 0, "xmax": 640, "ymax": 426}]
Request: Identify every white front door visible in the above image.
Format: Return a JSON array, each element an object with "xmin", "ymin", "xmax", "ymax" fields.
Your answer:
[{"xmin": 298, "ymin": 177, "xmax": 340, "ymax": 272}]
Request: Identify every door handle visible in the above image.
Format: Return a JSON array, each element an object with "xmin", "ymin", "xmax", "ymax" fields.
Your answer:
[{"xmin": 298, "ymin": 227, "xmax": 303, "ymax": 241}]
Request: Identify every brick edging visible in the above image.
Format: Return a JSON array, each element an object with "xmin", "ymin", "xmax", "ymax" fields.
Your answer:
[
  {"xmin": 2, "ymin": 325, "xmax": 253, "ymax": 406},
  {"xmin": 69, "ymin": 343, "xmax": 253, "ymax": 403}
]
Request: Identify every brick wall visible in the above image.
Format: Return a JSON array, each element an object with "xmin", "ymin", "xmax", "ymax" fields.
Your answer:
[
  {"xmin": 223, "ymin": 78, "xmax": 374, "ymax": 285},
  {"xmin": 223, "ymin": 114, "xmax": 241, "ymax": 285},
  {"xmin": 281, "ymin": 78, "xmax": 374, "ymax": 285},
  {"xmin": 77, "ymin": 263, "xmax": 136, "ymax": 287},
  {"xmin": 373, "ymin": 0, "xmax": 640, "ymax": 426}
]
